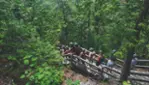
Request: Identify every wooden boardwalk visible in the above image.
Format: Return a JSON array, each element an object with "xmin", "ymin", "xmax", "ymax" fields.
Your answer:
[{"xmin": 63, "ymin": 54, "xmax": 149, "ymax": 85}]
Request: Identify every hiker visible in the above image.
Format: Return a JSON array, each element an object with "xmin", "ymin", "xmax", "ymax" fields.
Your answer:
[
  {"xmin": 96, "ymin": 51, "xmax": 105, "ymax": 66},
  {"xmin": 63, "ymin": 42, "xmax": 75, "ymax": 55},
  {"xmin": 107, "ymin": 55, "xmax": 116, "ymax": 67},
  {"xmin": 88, "ymin": 47, "xmax": 96, "ymax": 62},
  {"xmin": 73, "ymin": 42, "xmax": 82, "ymax": 56},
  {"xmin": 131, "ymin": 53, "xmax": 138, "ymax": 69},
  {"xmin": 61, "ymin": 45, "xmax": 72, "ymax": 65},
  {"xmin": 79, "ymin": 48, "xmax": 87, "ymax": 59},
  {"xmin": 84, "ymin": 49, "xmax": 90, "ymax": 59},
  {"xmin": 107, "ymin": 58, "xmax": 114, "ymax": 67},
  {"xmin": 60, "ymin": 45, "xmax": 65, "ymax": 54}
]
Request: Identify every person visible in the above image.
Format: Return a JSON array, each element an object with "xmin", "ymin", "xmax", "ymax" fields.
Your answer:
[
  {"xmin": 73, "ymin": 42, "xmax": 82, "ymax": 56},
  {"xmin": 96, "ymin": 51, "xmax": 104, "ymax": 66},
  {"xmin": 110, "ymin": 55, "xmax": 116, "ymax": 62},
  {"xmin": 60, "ymin": 45, "xmax": 65, "ymax": 54},
  {"xmin": 79, "ymin": 48, "xmax": 86, "ymax": 59},
  {"xmin": 107, "ymin": 59, "xmax": 114, "ymax": 67},
  {"xmin": 63, "ymin": 42, "xmax": 75, "ymax": 55},
  {"xmin": 84, "ymin": 49, "xmax": 89, "ymax": 59},
  {"xmin": 87, "ymin": 47, "xmax": 96, "ymax": 63},
  {"xmin": 107, "ymin": 55, "xmax": 116, "ymax": 68},
  {"xmin": 131, "ymin": 53, "xmax": 138, "ymax": 69},
  {"xmin": 69, "ymin": 42, "xmax": 73, "ymax": 48},
  {"xmin": 61, "ymin": 45, "xmax": 71, "ymax": 65}
]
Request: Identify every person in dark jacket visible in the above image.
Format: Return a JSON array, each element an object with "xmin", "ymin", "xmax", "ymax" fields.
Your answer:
[
  {"xmin": 73, "ymin": 42, "xmax": 82, "ymax": 56},
  {"xmin": 96, "ymin": 51, "xmax": 104, "ymax": 66}
]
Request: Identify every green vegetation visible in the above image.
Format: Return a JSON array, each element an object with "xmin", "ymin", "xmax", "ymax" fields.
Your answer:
[
  {"xmin": 0, "ymin": 0, "xmax": 63, "ymax": 85},
  {"xmin": 66, "ymin": 79, "xmax": 80, "ymax": 85},
  {"xmin": 0, "ymin": 0, "xmax": 149, "ymax": 85},
  {"xmin": 123, "ymin": 81, "xmax": 131, "ymax": 85}
]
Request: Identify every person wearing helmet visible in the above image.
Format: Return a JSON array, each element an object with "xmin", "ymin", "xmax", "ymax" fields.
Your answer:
[
  {"xmin": 63, "ymin": 42, "xmax": 75, "ymax": 55},
  {"xmin": 60, "ymin": 45, "xmax": 65, "ymax": 54},
  {"xmin": 88, "ymin": 47, "xmax": 93, "ymax": 58},
  {"xmin": 96, "ymin": 51, "xmax": 105, "ymax": 66},
  {"xmin": 69, "ymin": 42, "xmax": 74, "ymax": 48},
  {"xmin": 107, "ymin": 55, "xmax": 115, "ymax": 70},
  {"xmin": 73, "ymin": 42, "xmax": 82, "ymax": 56},
  {"xmin": 88, "ymin": 47, "xmax": 96, "ymax": 62},
  {"xmin": 89, "ymin": 47, "xmax": 94, "ymax": 51},
  {"xmin": 131, "ymin": 53, "xmax": 138, "ymax": 69},
  {"xmin": 74, "ymin": 42, "xmax": 78, "ymax": 47},
  {"xmin": 79, "ymin": 48, "xmax": 86, "ymax": 59}
]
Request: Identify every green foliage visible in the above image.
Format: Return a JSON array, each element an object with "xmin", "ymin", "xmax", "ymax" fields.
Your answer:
[
  {"xmin": 114, "ymin": 51, "xmax": 124, "ymax": 59},
  {"xmin": 0, "ymin": 0, "xmax": 64, "ymax": 85},
  {"xmin": 66, "ymin": 79, "xmax": 80, "ymax": 85},
  {"xmin": 57, "ymin": 0, "xmax": 149, "ymax": 59},
  {"xmin": 22, "ymin": 66, "xmax": 63, "ymax": 85},
  {"xmin": 122, "ymin": 81, "xmax": 131, "ymax": 85},
  {"xmin": 1, "ymin": 0, "xmax": 149, "ymax": 84}
]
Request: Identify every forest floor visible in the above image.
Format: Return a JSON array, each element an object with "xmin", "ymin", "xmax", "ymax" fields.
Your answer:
[{"xmin": 0, "ymin": 76, "xmax": 13, "ymax": 85}]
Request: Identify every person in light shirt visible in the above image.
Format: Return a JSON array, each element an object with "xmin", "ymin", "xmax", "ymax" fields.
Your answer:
[
  {"xmin": 131, "ymin": 53, "xmax": 138, "ymax": 69},
  {"xmin": 107, "ymin": 56, "xmax": 116, "ymax": 68},
  {"xmin": 107, "ymin": 59, "xmax": 114, "ymax": 66}
]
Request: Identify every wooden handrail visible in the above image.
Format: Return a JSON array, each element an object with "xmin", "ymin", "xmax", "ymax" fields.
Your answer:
[
  {"xmin": 116, "ymin": 58, "xmax": 124, "ymax": 63},
  {"xmin": 71, "ymin": 57, "xmax": 118, "ymax": 78},
  {"xmin": 103, "ymin": 66, "xmax": 121, "ymax": 74},
  {"xmin": 70, "ymin": 55, "xmax": 120, "ymax": 77},
  {"xmin": 61, "ymin": 46, "xmax": 149, "ymax": 84},
  {"xmin": 130, "ymin": 71, "xmax": 149, "ymax": 76},
  {"xmin": 64, "ymin": 54, "xmax": 149, "ymax": 76},
  {"xmin": 135, "ymin": 65, "xmax": 149, "ymax": 69},
  {"xmin": 137, "ymin": 60, "xmax": 149, "ymax": 62},
  {"xmin": 129, "ymin": 77, "xmax": 149, "ymax": 83},
  {"xmin": 63, "ymin": 54, "xmax": 149, "ymax": 83}
]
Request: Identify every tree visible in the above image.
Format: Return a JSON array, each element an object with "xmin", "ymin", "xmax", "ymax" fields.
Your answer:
[
  {"xmin": 120, "ymin": 0, "xmax": 149, "ymax": 82},
  {"xmin": 0, "ymin": 0, "xmax": 64, "ymax": 84}
]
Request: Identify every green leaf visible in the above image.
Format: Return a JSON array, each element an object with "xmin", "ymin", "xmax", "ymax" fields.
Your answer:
[
  {"xmin": 31, "ymin": 57, "xmax": 37, "ymax": 62},
  {"xmin": 20, "ymin": 75, "xmax": 25, "ymax": 79},
  {"xmin": 38, "ymin": 74, "xmax": 44, "ymax": 80},
  {"xmin": 24, "ymin": 60, "xmax": 29, "ymax": 65},
  {"xmin": 26, "ymin": 82, "xmax": 30, "ymax": 85}
]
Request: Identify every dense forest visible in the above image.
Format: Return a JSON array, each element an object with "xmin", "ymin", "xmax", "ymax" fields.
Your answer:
[{"xmin": 0, "ymin": 0, "xmax": 149, "ymax": 85}]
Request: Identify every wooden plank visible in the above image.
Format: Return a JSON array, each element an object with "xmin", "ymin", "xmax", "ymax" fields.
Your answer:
[
  {"xmin": 115, "ymin": 63, "xmax": 123, "ymax": 68},
  {"xmin": 129, "ymin": 77, "xmax": 149, "ymax": 83},
  {"xmin": 130, "ymin": 71, "xmax": 149, "ymax": 76},
  {"xmin": 71, "ymin": 56, "xmax": 118, "ymax": 78},
  {"xmin": 104, "ymin": 66, "xmax": 121, "ymax": 74},
  {"xmin": 135, "ymin": 65, "xmax": 149, "ymax": 69},
  {"xmin": 71, "ymin": 55, "xmax": 149, "ymax": 76},
  {"xmin": 116, "ymin": 58, "xmax": 124, "ymax": 63},
  {"xmin": 137, "ymin": 60, "xmax": 149, "ymax": 62},
  {"xmin": 72, "ymin": 55, "xmax": 120, "ymax": 77},
  {"xmin": 64, "ymin": 54, "xmax": 149, "ymax": 83}
]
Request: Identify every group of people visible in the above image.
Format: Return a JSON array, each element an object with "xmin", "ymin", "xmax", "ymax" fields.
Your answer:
[
  {"xmin": 58, "ymin": 42, "xmax": 138, "ymax": 69},
  {"xmin": 58, "ymin": 42, "xmax": 116, "ymax": 67},
  {"xmin": 57, "ymin": 42, "xmax": 139, "ymax": 81}
]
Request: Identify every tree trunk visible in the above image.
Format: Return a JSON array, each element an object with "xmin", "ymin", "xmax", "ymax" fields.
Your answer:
[
  {"xmin": 120, "ymin": 47, "xmax": 135, "ymax": 81},
  {"xmin": 120, "ymin": 0, "xmax": 149, "ymax": 82}
]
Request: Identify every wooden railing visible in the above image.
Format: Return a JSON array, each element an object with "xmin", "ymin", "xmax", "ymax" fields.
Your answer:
[
  {"xmin": 81, "ymin": 47, "xmax": 149, "ymax": 69},
  {"xmin": 63, "ymin": 54, "xmax": 149, "ymax": 84},
  {"xmin": 61, "ymin": 45, "xmax": 149, "ymax": 83}
]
